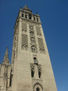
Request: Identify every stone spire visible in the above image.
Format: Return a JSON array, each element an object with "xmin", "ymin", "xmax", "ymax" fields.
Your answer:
[{"xmin": 3, "ymin": 48, "xmax": 9, "ymax": 64}]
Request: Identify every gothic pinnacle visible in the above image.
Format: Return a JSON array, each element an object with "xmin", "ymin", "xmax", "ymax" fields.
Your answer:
[{"xmin": 3, "ymin": 48, "xmax": 9, "ymax": 64}]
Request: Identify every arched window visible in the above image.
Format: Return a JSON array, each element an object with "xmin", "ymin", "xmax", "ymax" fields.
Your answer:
[
  {"xmin": 29, "ymin": 14, "xmax": 32, "ymax": 19},
  {"xmin": 33, "ymin": 83, "xmax": 43, "ymax": 91},
  {"xmin": 33, "ymin": 57, "xmax": 38, "ymax": 65},
  {"xmin": 31, "ymin": 69, "xmax": 34, "ymax": 77},
  {"xmin": 38, "ymin": 70, "xmax": 41, "ymax": 78},
  {"xmin": 38, "ymin": 66, "xmax": 41, "ymax": 78},
  {"xmin": 36, "ymin": 87, "xmax": 40, "ymax": 91},
  {"xmin": 22, "ymin": 13, "xmax": 24, "ymax": 17},
  {"xmin": 31, "ymin": 65, "xmax": 34, "ymax": 78},
  {"xmin": 9, "ymin": 70, "xmax": 13, "ymax": 87}
]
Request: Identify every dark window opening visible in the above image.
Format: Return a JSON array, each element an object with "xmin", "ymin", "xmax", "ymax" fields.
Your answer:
[
  {"xmin": 29, "ymin": 14, "xmax": 32, "ymax": 19},
  {"xmin": 25, "ymin": 15, "xmax": 27, "ymax": 18},
  {"xmin": 36, "ymin": 87, "xmax": 40, "ymax": 91},
  {"xmin": 31, "ymin": 69, "xmax": 34, "ymax": 77},
  {"xmin": 22, "ymin": 14, "xmax": 24, "ymax": 17},
  {"xmin": 38, "ymin": 71, "xmax": 41, "ymax": 78},
  {"xmin": 34, "ymin": 57, "xmax": 36, "ymax": 60},
  {"xmin": 37, "ymin": 18, "xmax": 38, "ymax": 22},
  {"xmin": 9, "ymin": 73, "xmax": 13, "ymax": 87}
]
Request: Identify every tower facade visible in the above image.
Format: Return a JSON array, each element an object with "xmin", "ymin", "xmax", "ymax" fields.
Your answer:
[{"xmin": 0, "ymin": 6, "xmax": 57, "ymax": 91}]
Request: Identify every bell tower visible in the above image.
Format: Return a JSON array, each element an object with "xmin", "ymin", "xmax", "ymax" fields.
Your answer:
[{"xmin": 11, "ymin": 6, "xmax": 57, "ymax": 91}]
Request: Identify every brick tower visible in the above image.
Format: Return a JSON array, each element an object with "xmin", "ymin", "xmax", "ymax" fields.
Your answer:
[{"xmin": 0, "ymin": 6, "xmax": 57, "ymax": 91}]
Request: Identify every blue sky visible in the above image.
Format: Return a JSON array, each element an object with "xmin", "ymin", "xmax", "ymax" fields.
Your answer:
[{"xmin": 0, "ymin": 0, "xmax": 68, "ymax": 91}]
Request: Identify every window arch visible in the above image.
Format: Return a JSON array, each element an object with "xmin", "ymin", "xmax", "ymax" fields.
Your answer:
[
  {"xmin": 33, "ymin": 83, "xmax": 43, "ymax": 91},
  {"xmin": 31, "ymin": 68, "xmax": 34, "ymax": 77},
  {"xmin": 22, "ymin": 13, "xmax": 24, "ymax": 17},
  {"xmin": 36, "ymin": 87, "xmax": 40, "ymax": 91},
  {"xmin": 31, "ymin": 64, "xmax": 34, "ymax": 78},
  {"xmin": 9, "ymin": 69, "xmax": 13, "ymax": 87},
  {"xmin": 38, "ymin": 70, "xmax": 41, "ymax": 78},
  {"xmin": 38, "ymin": 66, "xmax": 41, "ymax": 78},
  {"xmin": 29, "ymin": 14, "xmax": 32, "ymax": 19},
  {"xmin": 33, "ymin": 57, "xmax": 38, "ymax": 65}
]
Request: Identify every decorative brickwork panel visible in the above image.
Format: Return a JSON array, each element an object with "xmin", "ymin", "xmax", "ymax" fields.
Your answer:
[
  {"xmin": 36, "ymin": 26, "xmax": 41, "ymax": 36},
  {"xmin": 29, "ymin": 25, "xmax": 37, "ymax": 53},
  {"xmin": 29, "ymin": 25, "xmax": 34, "ymax": 37},
  {"xmin": 30, "ymin": 37, "xmax": 36, "ymax": 43},
  {"xmin": 29, "ymin": 25, "xmax": 34, "ymax": 30},
  {"xmin": 22, "ymin": 23, "xmax": 27, "ymax": 32},
  {"xmin": 38, "ymin": 38, "xmax": 45, "ymax": 52},
  {"xmin": 22, "ymin": 34, "xmax": 28, "ymax": 49},
  {"xmin": 31, "ymin": 45, "xmax": 37, "ymax": 53},
  {"xmin": 30, "ymin": 30, "xmax": 35, "ymax": 37}
]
